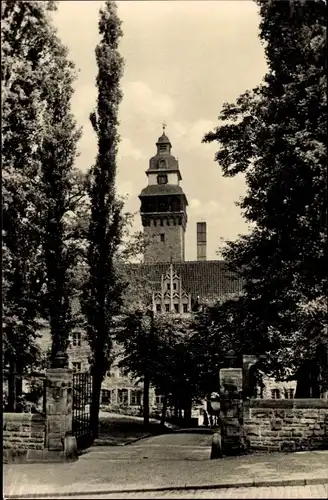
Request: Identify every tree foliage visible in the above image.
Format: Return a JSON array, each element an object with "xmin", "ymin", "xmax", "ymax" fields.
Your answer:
[
  {"xmin": 203, "ymin": 0, "xmax": 327, "ymax": 381},
  {"xmin": 82, "ymin": 0, "xmax": 125, "ymax": 437},
  {"xmin": 2, "ymin": 0, "xmax": 80, "ymax": 377}
]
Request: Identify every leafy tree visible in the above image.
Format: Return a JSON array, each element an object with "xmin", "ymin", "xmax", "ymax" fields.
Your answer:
[
  {"xmin": 115, "ymin": 307, "xmax": 158, "ymax": 427},
  {"xmin": 82, "ymin": 0, "xmax": 125, "ymax": 438},
  {"xmin": 203, "ymin": 0, "xmax": 327, "ymax": 390},
  {"xmin": 116, "ymin": 308, "xmax": 203, "ymax": 426},
  {"xmin": 189, "ymin": 297, "xmax": 246, "ymax": 396},
  {"xmin": 39, "ymin": 29, "xmax": 81, "ymax": 366},
  {"xmin": 2, "ymin": 0, "xmax": 77, "ymax": 406}
]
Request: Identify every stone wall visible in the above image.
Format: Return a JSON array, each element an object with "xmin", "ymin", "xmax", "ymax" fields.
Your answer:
[
  {"xmin": 3, "ymin": 412, "xmax": 46, "ymax": 463},
  {"xmin": 243, "ymin": 399, "xmax": 328, "ymax": 452},
  {"xmin": 143, "ymin": 218, "xmax": 185, "ymax": 263}
]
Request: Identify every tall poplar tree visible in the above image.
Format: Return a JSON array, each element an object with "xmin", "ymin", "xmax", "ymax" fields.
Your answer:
[
  {"xmin": 83, "ymin": 0, "xmax": 125, "ymax": 438},
  {"xmin": 40, "ymin": 37, "xmax": 81, "ymax": 366},
  {"xmin": 203, "ymin": 0, "xmax": 327, "ymax": 388}
]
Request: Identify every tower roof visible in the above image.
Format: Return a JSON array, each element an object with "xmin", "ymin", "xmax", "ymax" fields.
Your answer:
[
  {"xmin": 156, "ymin": 132, "xmax": 171, "ymax": 145},
  {"xmin": 139, "ymin": 184, "xmax": 188, "ymax": 203}
]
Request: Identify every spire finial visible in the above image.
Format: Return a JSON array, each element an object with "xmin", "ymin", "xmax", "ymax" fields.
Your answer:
[{"xmin": 162, "ymin": 121, "xmax": 167, "ymax": 134}]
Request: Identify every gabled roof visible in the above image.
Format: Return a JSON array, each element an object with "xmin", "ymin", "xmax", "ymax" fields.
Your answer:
[{"xmin": 125, "ymin": 261, "xmax": 243, "ymax": 301}]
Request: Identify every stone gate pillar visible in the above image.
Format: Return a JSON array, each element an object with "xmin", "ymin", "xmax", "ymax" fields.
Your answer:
[
  {"xmin": 45, "ymin": 366, "xmax": 74, "ymax": 457},
  {"xmin": 219, "ymin": 365, "xmax": 247, "ymax": 455}
]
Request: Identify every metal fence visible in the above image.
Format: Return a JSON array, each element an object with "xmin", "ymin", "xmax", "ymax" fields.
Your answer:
[{"xmin": 72, "ymin": 371, "xmax": 92, "ymax": 448}]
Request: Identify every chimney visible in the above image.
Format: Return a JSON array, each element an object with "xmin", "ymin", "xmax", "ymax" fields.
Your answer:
[{"xmin": 197, "ymin": 222, "xmax": 207, "ymax": 261}]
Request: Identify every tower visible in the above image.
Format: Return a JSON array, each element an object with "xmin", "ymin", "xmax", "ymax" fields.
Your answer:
[{"xmin": 139, "ymin": 128, "xmax": 188, "ymax": 263}]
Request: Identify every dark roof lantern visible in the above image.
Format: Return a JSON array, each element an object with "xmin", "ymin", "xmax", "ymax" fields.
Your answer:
[{"xmin": 156, "ymin": 132, "xmax": 172, "ymax": 146}]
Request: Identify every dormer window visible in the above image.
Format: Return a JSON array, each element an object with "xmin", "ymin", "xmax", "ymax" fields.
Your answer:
[{"xmin": 157, "ymin": 174, "xmax": 168, "ymax": 185}]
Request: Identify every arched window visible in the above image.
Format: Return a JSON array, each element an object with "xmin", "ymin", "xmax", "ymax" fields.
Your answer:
[
  {"xmin": 158, "ymin": 159, "xmax": 166, "ymax": 169},
  {"xmin": 157, "ymin": 174, "xmax": 168, "ymax": 185}
]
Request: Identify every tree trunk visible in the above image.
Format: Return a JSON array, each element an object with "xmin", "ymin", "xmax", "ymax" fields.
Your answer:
[
  {"xmin": 143, "ymin": 376, "xmax": 150, "ymax": 428},
  {"xmin": 90, "ymin": 373, "xmax": 102, "ymax": 440},
  {"xmin": 7, "ymin": 359, "xmax": 17, "ymax": 412},
  {"xmin": 184, "ymin": 397, "xmax": 192, "ymax": 424},
  {"xmin": 160, "ymin": 394, "xmax": 168, "ymax": 428}
]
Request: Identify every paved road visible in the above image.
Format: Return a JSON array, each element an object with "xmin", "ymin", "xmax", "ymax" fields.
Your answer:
[
  {"xmin": 53, "ymin": 484, "xmax": 328, "ymax": 499},
  {"xmin": 4, "ymin": 434, "xmax": 328, "ymax": 498}
]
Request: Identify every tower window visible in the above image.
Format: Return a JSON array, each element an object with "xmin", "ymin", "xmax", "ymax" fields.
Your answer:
[
  {"xmin": 159, "ymin": 144, "xmax": 167, "ymax": 152},
  {"xmin": 160, "ymin": 233, "xmax": 165, "ymax": 242},
  {"xmin": 171, "ymin": 197, "xmax": 180, "ymax": 211},
  {"xmin": 158, "ymin": 159, "xmax": 166, "ymax": 169},
  {"xmin": 157, "ymin": 174, "xmax": 168, "ymax": 185}
]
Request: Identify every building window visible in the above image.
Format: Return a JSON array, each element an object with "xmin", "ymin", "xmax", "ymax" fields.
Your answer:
[
  {"xmin": 271, "ymin": 389, "xmax": 281, "ymax": 399},
  {"xmin": 160, "ymin": 233, "xmax": 165, "ymax": 242},
  {"xmin": 131, "ymin": 390, "xmax": 141, "ymax": 405},
  {"xmin": 173, "ymin": 283, "xmax": 177, "ymax": 290},
  {"xmin": 71, "ymin": 332, "xmax": 81, "ymax": 347},
  {"xmin": 156, "ymin": 304, "xmax": 162, "ymax": 312},
  {"xmin": 174, "ymin": 303, "xmax": 179, "ymax": 313},
  {"xmin": 101, "ymin": 390, "xmax": 111, "ymax": 404},
  {"xmin": 72, "ymin": 362, "xmax": 81, "ymax": 372},
  {"xmin": 183, "ymin": 303, "xmax": 188, "ymax": 313},
  {"xmin": 157, "ymin": 174, "xmax": 168, "ymax": 185},
  {"xmin": 118, "ymin": 389, "xmax": 128, "ymax": 404},
  {"xmin": 167, "ymin": 283, "xmax": 170, "ymax": 290},
  {"xmin": 165, "ymin": 304, "xmax": 170, "ymax": 312},
  {"xmin": 158, "ymin": 158, "xmax": 166, "ymax": 168},
  {"xmin": 155, "ymin": 392, "xmax": 164, "ymax": 405},
  {"xmin": 284, "ymin": 388, "xmax": 294, "ymax": 399}
]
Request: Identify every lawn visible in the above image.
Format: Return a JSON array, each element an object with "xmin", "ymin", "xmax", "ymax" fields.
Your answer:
[{"xmin": 95, "ymin": 411, "xmax": 173, "ymax": 445}]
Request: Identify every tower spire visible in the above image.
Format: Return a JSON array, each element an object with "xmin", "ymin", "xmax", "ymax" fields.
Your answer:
[{"xmin": 162, "ymin": 121, "xmax": 167, "ymax": 134}]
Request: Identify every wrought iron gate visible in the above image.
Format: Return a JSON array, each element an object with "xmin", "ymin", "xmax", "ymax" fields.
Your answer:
[{"xmin": 72, "ymin": 372, "xmax": 92, "ymax": 449}]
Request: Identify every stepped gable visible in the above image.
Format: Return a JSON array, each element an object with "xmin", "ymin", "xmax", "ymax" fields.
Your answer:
[{"xmin": 126, "ymin": 260, "xmax": 243, "ymax": 301}]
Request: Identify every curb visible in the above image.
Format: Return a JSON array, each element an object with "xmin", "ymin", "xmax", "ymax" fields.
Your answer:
[
  {"xmin": 5, "ymin": 477, "xmax": 328, "ymax": 499},
  {"xmin": 173, "ymin": 427, "xmax": 214, "ymax": 435},
  {"xmin": 93, "ymin": 432, "xmax": 157, "ymax": 447}
]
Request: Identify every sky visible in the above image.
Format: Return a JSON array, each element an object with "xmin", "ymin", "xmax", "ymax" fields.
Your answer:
[{"xmin": 53, "ymin": 1, "xmax": 267, "ymax": 261}]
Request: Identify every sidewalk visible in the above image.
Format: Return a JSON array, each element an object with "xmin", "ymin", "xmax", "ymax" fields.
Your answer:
[{"xmin": 4, "ymin": 447, "xmax": 328, "ymax": 498}]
